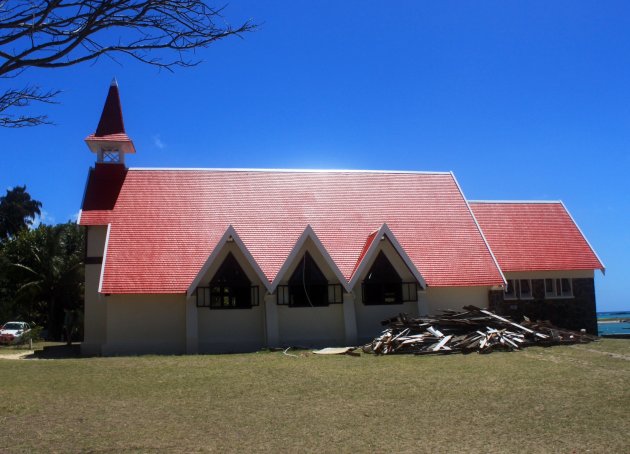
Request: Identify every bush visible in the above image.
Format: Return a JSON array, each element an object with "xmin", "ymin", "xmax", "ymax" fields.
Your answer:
[{"xmin": 19, "ymin": 325, "xmax": 43, "ymax": 345}]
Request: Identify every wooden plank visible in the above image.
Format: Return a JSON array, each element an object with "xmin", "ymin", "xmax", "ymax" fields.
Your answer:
[
  {"xmin": 432, "ymin": 335, "xmax": 453, "ymax": 351},
  {"xmin": 479, "ymin": 309, "xmax": 548, "ymax": 338}
]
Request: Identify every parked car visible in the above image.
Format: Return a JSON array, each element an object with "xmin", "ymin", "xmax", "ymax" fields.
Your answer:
[{"xmin": 0, "ymin": 322, "xmax": 31, "ymax": 344}]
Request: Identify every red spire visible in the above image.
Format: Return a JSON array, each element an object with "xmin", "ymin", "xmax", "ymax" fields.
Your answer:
[
  {"xmin": 95, "ymin": 78, "xmax": 126, "ymax": 136},
  {"xmin": 85, "ymin": 79, "xmax": 135, "ymax": 155}
]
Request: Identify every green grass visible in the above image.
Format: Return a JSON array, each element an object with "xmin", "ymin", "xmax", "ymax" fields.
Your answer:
[{"xmin": 0, "ymin": 340, "xmax": 628, "ymax": 453}]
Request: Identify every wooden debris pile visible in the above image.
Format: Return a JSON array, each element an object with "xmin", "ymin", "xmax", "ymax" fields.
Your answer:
[{"xmin": 363, "ymin": 305, "xmax": 597, "ymax": 355}]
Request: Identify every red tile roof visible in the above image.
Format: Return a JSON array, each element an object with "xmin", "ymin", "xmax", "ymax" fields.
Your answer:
[
  {"xmin": 84, "ymin": 132, "xmax": 134, "ymax": 143},
  {"xmin": 351, "ymin": 230, "xmax": 378, "ymax": 279},
  {"xmin": 469, "ymin": 201, "xmax": 604, "ymax": 273},
  {"xmin": 80, "ymin": 169, "xmax": 505, "ymax": 294}
]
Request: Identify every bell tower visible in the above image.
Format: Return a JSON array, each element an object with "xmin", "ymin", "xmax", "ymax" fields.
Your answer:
[{"xmin": 85, "ymin": 78, "xmax": 135, "ymax": 165}]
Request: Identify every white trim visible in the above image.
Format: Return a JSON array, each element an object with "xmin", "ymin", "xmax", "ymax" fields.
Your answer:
[
  {"xmin": 77, "ymin": 209, "xmax": 83, "ymax": 224},
  {"xmin": 450, "ymin": 172, "xmax": 507, "ymax": 287},
  {"xmin": 127, "ymin": 167, "xmax": 452, "ymax": 175},
  {"xmin": 97, "ymin": 223, "xmax": 111, "ymax": 293},
  {"xmin": 469, "ymin": 200, "xmax": 563, "ymax": 204},
  {"xmin": 347, "ymin": 223, "xmax": 427, "ymax": 291},
  {"xmin": 186, "ymin": 225, "xmax": 272, "ymax": 297},
  {"xmin": 268, "ymin": 225, "xmax": 350, "ymax": 293},
  {"xmin": 559, "ymin": 201, "xmax": 606, "ymax": 274}
]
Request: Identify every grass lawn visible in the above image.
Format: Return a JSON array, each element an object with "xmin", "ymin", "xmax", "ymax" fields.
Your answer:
[
  {"xmin": 0, "ymin": 340, "xmax": 628, "ymax": 453},
  {"xmin": 0, "ymin": 341, "xmax": 64, "ymax": 352}
]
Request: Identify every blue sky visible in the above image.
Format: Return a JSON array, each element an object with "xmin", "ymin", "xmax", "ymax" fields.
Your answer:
[{"xmin": 1, "ymin": 1, "xmax": 628, "ymax": 310}]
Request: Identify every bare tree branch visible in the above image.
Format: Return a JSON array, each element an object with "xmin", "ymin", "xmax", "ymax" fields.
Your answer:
[
  {"xmin": 0, "ymin": 86, "xmax": 60, "ymax": 127},
  {"xmin": 0, "ymin": 0, "xmax": 256, "ymax": 127}
]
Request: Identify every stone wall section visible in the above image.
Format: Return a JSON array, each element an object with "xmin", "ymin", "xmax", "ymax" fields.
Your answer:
[{"xmin": 488, "ymin": 278, "xmax": 597, "ymax": 335}]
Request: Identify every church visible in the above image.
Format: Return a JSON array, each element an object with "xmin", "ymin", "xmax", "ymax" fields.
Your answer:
[{"xmin": 79, "ymin": 81, "xmax": 604, "ymax": 355}]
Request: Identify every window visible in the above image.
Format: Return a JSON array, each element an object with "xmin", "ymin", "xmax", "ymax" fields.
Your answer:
[
  {"xmin": 545, "ymin": 278, "xmax": 573, "ymax": 299},
  {"xmin": 561, "ymin": 278, "xmax": 572, "ymax": 297},
  {"xmin": 401, "ymin": 282, "xmax": 419, "ymax": 302},
  {"xmin": 277, "ymin": 283, "xmax": 343, "ymax": 306},
  {"xmin": 328, "ymin": 284, "xmax": 343, "ymax": 304},
  {"xmin": 504, "ymin": 279, "xmax": 517, "ymax": 300},
  {"xmin": 102, "ymin": 150, "xmax": 121, "ymax": 163},
  {"xmin": 196, "ymin": 252, "xmax": 256, "ymax": 309},
  {"xmin": 519, "ymin": 279, "xmax": 533, "ymax": 299},
  {"xmin": 362, "ymin": 251, "xmax": 418, "ymax": 305},
  {"xmin": 280, "ymin": 252, "xmax": 330, "ymax": 307}
]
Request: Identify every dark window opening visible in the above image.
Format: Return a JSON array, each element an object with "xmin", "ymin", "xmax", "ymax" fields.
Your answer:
[
  {"xmin": 519, "ymin": 279, "xmax": 532, "ymax": 299},
  {"xmin": 277, "ymin": 283, "xmax": 343, "ymax": 306},
  {"xmin": 560, "ymin": 278, "xmax": 572, "ymax": 296},
  {"xmin": 286, "ymin": 252, "xmax": 329, "ymax": 307},
  {"xmin": 544, "ymin": 278, "xmax": 555, "ymax": 296},
  {"xmin": 504, "ymin": 279, "xmax": 517, "ymax": 299},
  {"xmin": 362, "ymin": 251, "xmax": 408, "ymax": 305},
  {"xmin": 544, "ymin": 278, "xmax": 573, "ymax": 299},
  {"xmin": 196, "ymin": 252, "xmax": 255, "ymax": 309}
]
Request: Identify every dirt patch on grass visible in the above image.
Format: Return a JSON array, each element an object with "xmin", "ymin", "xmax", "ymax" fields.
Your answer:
[
  {"xmin": 572, "ymin": 346, "xmax": 630, "ymax": 361},
  {"xmin": 0, "ymin": 350, "xmax": 33, "ymax": 360}
]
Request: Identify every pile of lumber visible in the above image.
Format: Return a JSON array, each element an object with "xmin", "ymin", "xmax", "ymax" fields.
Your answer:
[{"xmin": 362, "ymin": 305, "xmax": 597, "ymax": 355}]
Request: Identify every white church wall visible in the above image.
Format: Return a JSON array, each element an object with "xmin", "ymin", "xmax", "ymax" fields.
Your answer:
[
  {"xmin": 425, "ymin": 286, "xmax": 491, "ymax": 313},
  {"xmin": 102, "ymin": 294, "xmax": 186, "ymax": 355},
  {"xmin": 82, "ymin": 225, "xmax": 109, "ymax": 356}
]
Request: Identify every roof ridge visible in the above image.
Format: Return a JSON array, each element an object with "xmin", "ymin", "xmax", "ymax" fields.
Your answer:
[
  {"xmin": 127, "ymin": 167, "xmax": 453, "ymax": 174},
  {"xmin": 469, "ymin": 200, "xmax": 563, "ymax": 204}
]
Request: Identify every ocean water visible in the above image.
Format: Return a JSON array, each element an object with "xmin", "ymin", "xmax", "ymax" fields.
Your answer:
[{"xmin": 597, "ymin": 311, "xmax": 630, "ymax": 336}]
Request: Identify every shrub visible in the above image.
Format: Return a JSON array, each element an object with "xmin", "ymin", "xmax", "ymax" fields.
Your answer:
[{"xmin": 19, "ymin": 325, "xmax": 43, "ymax": 345}]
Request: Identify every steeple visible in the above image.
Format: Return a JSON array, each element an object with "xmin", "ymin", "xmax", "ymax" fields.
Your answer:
[{"xmin": 85, "ymin": 78, "xmax": 136, "ymax": 164}]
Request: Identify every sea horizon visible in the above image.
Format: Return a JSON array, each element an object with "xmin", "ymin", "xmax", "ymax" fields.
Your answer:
[{"xmin": 596, "ymin": 310, "xmax": 630, "ymax": 336}]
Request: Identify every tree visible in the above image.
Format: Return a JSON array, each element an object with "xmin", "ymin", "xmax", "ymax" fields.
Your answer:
[
  {"xmin": 0, "ymin": 0, "xmax": 256, "ymax": 127},
  {"xmin": 0, "ymin": 185, "xmax": 42, "ymax": 240},
  {"xmin": 3, "ymin": 222, "xmax": 84, "ymax": 340}
]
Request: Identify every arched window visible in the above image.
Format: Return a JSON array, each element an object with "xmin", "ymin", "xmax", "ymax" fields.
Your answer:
[
  {"xmin": 287, "ymin": 251, "xmax": 328, "ymax": 307},
  {"xmin": 208, "ymin": 252, "xmax": 252, "ymax": 308},
  {"xmin": 362, "ymin": 251, "xmax": 403, "ymax": 305}
]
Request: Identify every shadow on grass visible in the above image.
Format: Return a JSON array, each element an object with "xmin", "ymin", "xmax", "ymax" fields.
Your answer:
[{"xmin": 26, "ymin": 343, "xmax": 82, "ymax": 359}]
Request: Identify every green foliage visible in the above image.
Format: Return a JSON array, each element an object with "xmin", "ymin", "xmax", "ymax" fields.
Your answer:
[
  {"xmin": 0, "ymin": 249, "xmax": 11, "ymax": 322},
  {"xmin": 0, "ymin": 222, "xmax": 84, "ymax": 340},
  {"xmin": 19, "ymin": 325, "xmax": 43, "ymax": 344},
  {"xmin": 0, "ymin": 186, "xmax": 42, "ymax": 241}
]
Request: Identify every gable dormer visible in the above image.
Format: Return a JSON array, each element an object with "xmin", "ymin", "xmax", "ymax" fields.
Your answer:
[
  {"xmin": 85, "ymin": 79, "xmax": 136, "ymax": 165},
  {"xmin": 352, "ymin": 227, "xmax": 425, "ymax": 305},
  {"xmin": 273, "ymin": 227, "xmax": 346, "ymax": 307}
]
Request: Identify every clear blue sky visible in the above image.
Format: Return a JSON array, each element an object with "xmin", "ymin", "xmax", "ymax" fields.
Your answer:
[{"xmin": 1, "ymin": 1, "xmax": 628, "ymax": 311}]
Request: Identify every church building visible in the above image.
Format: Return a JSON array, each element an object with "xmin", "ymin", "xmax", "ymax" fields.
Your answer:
[{"xmin": 79, "ymin": 81, "xmax": 604, "ymax": 355}]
